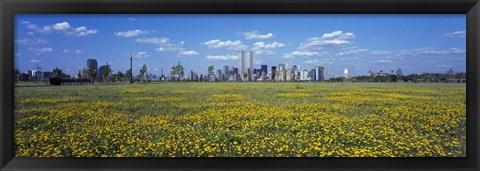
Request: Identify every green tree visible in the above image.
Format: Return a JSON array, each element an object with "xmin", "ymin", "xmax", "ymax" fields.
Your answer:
[
  {"xmin": 116, "ymin": 71, "xmax": 125, "ymax": 82},
  {"xmin": 101, "ymin": 63, "xmax": 113, "ymax": 83},
  {"xmin": 125, "ymin": 69, "xmax": 132, "ymax": 83},
  {"xmin": 396, "ymin": 68, "xmax": 403, "ymax": 82},
  {"xmin": 447, "ymin": 68, "xmax": 455, "ymax": 76},
  {"xmin": 86, "ymin": 68, "xmax": 97, "ymax": 83},
  {"xmin": 139, "ymin": 64, "xmax": 148, "ymax": 82},
  {"xmin": 53, "ymin": 67, "xmax": 67, "ymax": 78},
  {"xmin": 208, "ymin": 65, "xmax": 214, "ymax": 75},
  {"xmin": 176, "ymin": 62, "xmax": 184, "ymax": 81},
  {"xmin": 170, "ymin": 62, "xmax": 185, "ymax": 81}
]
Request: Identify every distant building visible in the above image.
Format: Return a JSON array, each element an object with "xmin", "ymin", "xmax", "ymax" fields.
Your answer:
[
  {"xmin": 98, "ymin": 65, "xmax": 106, "ymax": 76},
  {"xmin": 216, "ymin": 70, "xmax": 222, "ymax": 81},
  {"xmin": 246, "ymin": 51, "xmax": 253, "ymax": 81},
  {"xmin": 190, "ymin": 70, "xmax": 195, "ymax": 81},
  {"xmin": 223, "ymin": 65, "xmax": 229, "ymax": 81},
  {"xmin": 310, "ymin": 69, "xmax": 316, "ymax": 81},
  {"xmin": 238, "ymin": 51, "xmax": 245, "ymax": 75},
  {"xmin": 42, "ymin": 71, "xmax": 52, "ymax": 79},
  {"xmin": 233, "ymin": 67, "xmax": 239, "ymax": 81},
  {"xmin": 286, "ymin": 68, "xmax": 291, "ymax": 81},
  {"xmin": 238, "ymin": 51, "xmax": 253, "ymax": 81},
  {"xmin": 261, "ymin": 65, "xmax": 268, "ymax": 76},
  {"xmin": 271, "ymin": 66, "xmax": 277, "ymax": 81},
  {"xmin": 87, "ymin": 59, "xmax": 98, "ymax": 71}
]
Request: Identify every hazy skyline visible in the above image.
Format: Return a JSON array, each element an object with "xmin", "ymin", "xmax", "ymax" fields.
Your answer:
[{"xmin": 14, "ymin": 14, "xmax": 466, "ymax": 77}]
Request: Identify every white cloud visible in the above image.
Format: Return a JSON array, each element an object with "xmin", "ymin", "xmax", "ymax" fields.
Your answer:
[
  {"xmin": 283, "ymin": 51, "xmax": 320, "ymax": 58},
  {"xmin": 127, "ymin": 17, "xmax": 136, "ymax": 21},
  {"xmin": 321, "ymin": 30, "xmax": 355, "ymax": 40},
  {"xmin": 412, "ymin": 47, "xmax": 465, "ymax": 56},
  {"xmin": 299, "ymin": 30, "xmax": 356, "ymax": 50},
  {"xmin": 242, "ymin": 31, "xmax": 274, "ymax": 39},
  {"xmin": 155, "ymin": 46, "xmax": 185, "ymax": 52},
  {"xmin": 369, "ymin": 50, "xmax": 391, "ymax": 55},
  {"xmin": 53, "ymin": 22, "xmax": 71, "ymax": 31},
  {"xmin": 28, "ymin": 47, "xmax": 53, "ymax": 55},
  {"xmin": 27, "ymin": 32, "xmax": 34, "ymax": 35},
  {"xmin": 15, "ymin": 38, "xmax": 48, "ymax": 45},
  {"xmin": 252, "ymin": 42, "xmax": 285, "ymax": 55},
  {"xmin": 75, "ymin": 49, "xmax": 82, "ymax": 54},
  {"xmin": 373, "ymin": 59, "xmax": 393, "ymax": 64},
  {"xmin": 205, "ymin": 55, "xmax": 238, "ymax": 61},
  {"xmin": 22, "ymin": 21, "xmax": 97, "ymax": 37},
  {"xmin": 115, "ymin": 30, "xmax": 149, "ymax": 37},
  {"xmin": 15, "ymin": 53, "xmax": 21, "ymax": 56},
  {"xmin": 336, "ymin": 48, "xmax": 369, "ymax": 56},
  {"xmin": 63, "ymin": 49, "xmax": 69, "ymax": 53},
  {"xmin": 135, "ymin": 37, "xmax": 170, "ymax": 44},
  {"xmin": 253, "ymin": 42, "xmax": 285, "ymax": 49},
  {"xmin": 442, "ymin": 31, "xmax": 466, "ymax": 38},
  {"xmin": 136, "ymin": 51, "xmax": 150, "ymax": 58},
  {"xmin": 67, "ymin": 28, "xmax": 97, "ymax": 37},
  {"xmin": 304, "ymin": 59, "xmax": 333, "ymax": 65},
  {"xmin": 29, "ymin": 59, "xmax": 40, "ymax": 63},
  {"xmin": 203, "ymin": 39, "xmax": 247, "ymax": 50},
  {"xmin": 178, "ymin": 50, "xmax": 199, "ymax": 57}
]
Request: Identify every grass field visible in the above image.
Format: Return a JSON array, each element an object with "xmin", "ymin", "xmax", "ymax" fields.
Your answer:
[{"xmin": 14, "ymin": 82, "xmax": 466, "ymax": 157}]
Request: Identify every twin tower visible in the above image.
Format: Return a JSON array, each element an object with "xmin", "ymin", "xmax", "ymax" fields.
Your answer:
[{"xmin": 238, "ymin": 51, "xmax": 254, "ymax": 81}]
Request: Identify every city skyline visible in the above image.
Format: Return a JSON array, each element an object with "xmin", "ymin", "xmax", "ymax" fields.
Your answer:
[{"xmin": 14, "ymin": 14, "xmax": 466, "ymax": 76}]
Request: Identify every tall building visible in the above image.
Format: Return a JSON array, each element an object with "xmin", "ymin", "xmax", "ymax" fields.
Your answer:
[
  {"xmin": 315, "ymin": 66, "xmax": 326, "ymax": 82},
  {"xmin": 246, "ymin": 51, "xmax": 253, "ymax": 81},
  {"xmin": 233, "ymin": 67, "xmax": 239, "ymax": 81},
  {"xmin": 271, "ymin": 66, "xmax": 277, "ymax": 81},
  {"xmin": 216, "ymin": 70, "xmax": 222, "ymax": 81},
  {"xmin": 261, "ymin": 65, "xmax": 267, "ymax": 76},
  {"xmin": 86, "ymin": 59, "xmax": 98, "ymax": 71},
  {"xmin": 286, "ymin": 68, "xmax": 291, "ymax": 81},
  {"xmin": 310, "ymin": 69, "xmax": 316, "ymax": 81},
  {"xmin": 238, "ymin": 51, "xmax": 254, "ymax": 81},
  {"xmin": 238, "ymin": 51, "xmax": 245, "ymax": 75},
  {"xmin": 318, "ymin": 66, "xmax": 327, "ymax": 81},
  {"xmin": 98, "ymin": 65, "xmax": 106, "ymax": 76},
  {"xmin": 190, "ymin": 70, "xmax": 195, "ymax": 81},
  {"xmin": 223, "ymin": 65, "xmax": 229, "ymax": 81}
]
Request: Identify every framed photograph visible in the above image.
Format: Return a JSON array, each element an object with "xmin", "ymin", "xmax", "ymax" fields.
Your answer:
[{"xmin": 1, "ymin": 0, "xmax": 479, "ymax": 170}]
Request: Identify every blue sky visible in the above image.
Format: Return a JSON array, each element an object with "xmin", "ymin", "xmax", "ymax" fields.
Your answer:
[{"xmin": 15, "ymin": 14, "xmax": 466, "ymax": 77}]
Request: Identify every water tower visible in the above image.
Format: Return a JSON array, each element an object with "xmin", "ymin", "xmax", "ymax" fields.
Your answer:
[{"xmin": 344, "ymin": 68, "xmax": 348, "ymax": 78}]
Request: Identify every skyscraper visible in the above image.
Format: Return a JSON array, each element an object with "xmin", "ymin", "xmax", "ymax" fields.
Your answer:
[
  {"xmin": 238, "ymin": 51, "xmax": 245, "ymax": 75},
  {"xmin": 246, "ymin": 51, "xmax": 253, "ymax": 81},
  {"xmin": 98, "ymin": 65, "xmax": 105, "ymax": 76},
  {"xmin": 271, "ymin": 66, "xmax": 277, "ymax": 81},
  {"xmin": 216, "ymin": 70, "xmax": 222, "ymax": 81},
  {"xmin": 261, "ymin": 65, "xmax": 267, "ymax": 76},
  {"xmin": 233, "ymin": 67, "xmax": 239, "ymax": 81},
  {"xmin": 238, "ymin": 51, "xmax": 254, "ymax": 81},
  {"xmin": 223, "ymin": 65, "xmax": 229, "ymax": 81},
  {"xmin": 86, "ymin": 59, "xmax": 98, "ymax": 71}
]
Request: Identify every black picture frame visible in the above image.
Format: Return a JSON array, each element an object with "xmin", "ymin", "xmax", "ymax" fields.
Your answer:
[{"xmin": 1, "ymin": 0, "xmax": 479, "ymax": 170}]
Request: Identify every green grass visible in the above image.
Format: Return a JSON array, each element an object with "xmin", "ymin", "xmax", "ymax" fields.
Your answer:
[{"xmin": 14, "ymin": 82, "xmax": 466, "ymax": 157}]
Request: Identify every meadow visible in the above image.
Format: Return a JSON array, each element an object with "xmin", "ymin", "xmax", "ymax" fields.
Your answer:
[{"xmin": 14, "ymin": 82, "xmax": 466, "ymax": 157}]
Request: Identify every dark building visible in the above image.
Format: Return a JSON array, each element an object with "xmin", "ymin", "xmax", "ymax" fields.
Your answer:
[
  {"xmin": 98, "ymin": 65, "xmax": 106, "ymax": 75},
  {"xmin": 42, "ymin": 71, "xmax": 53, "ymax": 79},
  {"xmin": 261, "ymin": 65, "xmax": 268, "ymax": 75},
  {"xmin": 86, "ymin": 59, "xmax": 98, "ymax": 71},
  {"xmin": 233, "ymin": 67, "xmax": 239, "ymax": 81},
  {"xmin": 271, "ymin": 66, "xmax": 277, "ymax": 80}
]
